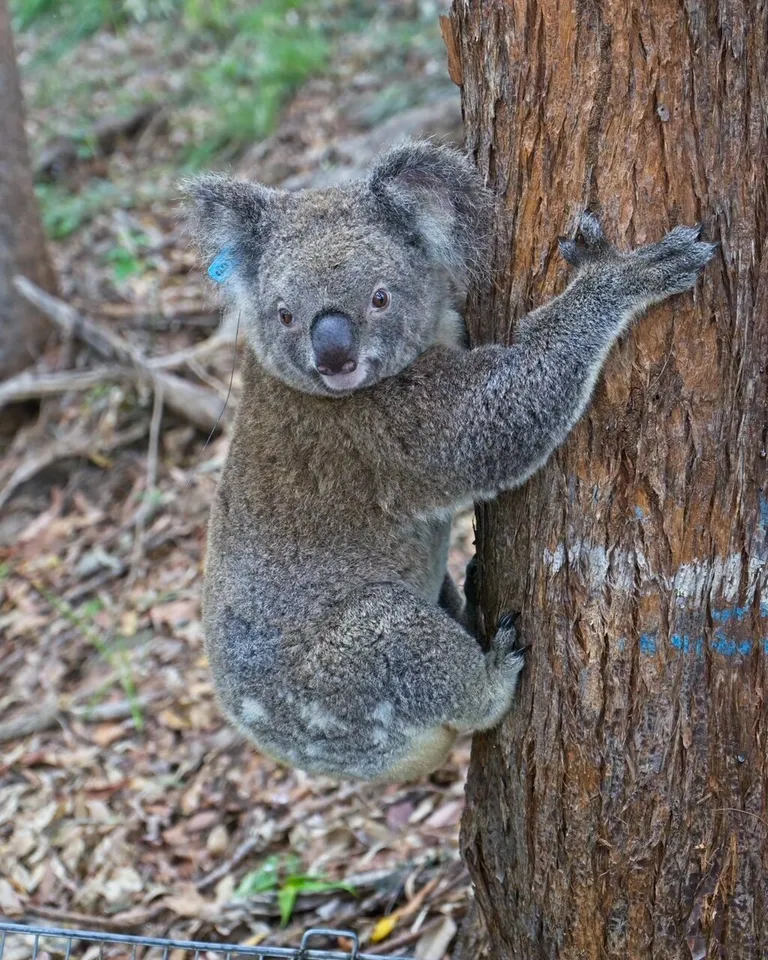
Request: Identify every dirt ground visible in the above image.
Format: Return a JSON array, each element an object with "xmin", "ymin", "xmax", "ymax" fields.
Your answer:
[{"xmin": 1, "ymin": 3, "xmax": 480, "ymax": 957}]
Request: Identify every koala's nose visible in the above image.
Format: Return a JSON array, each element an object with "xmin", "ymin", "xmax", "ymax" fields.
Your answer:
[{"xmin": 311, "ymin": 313, "xmax": 357, "ymax": 376}]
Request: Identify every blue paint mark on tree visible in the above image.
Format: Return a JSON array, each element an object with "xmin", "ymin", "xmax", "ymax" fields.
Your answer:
[
  {"xmin": 711, "ymin": 630, "xmax": 752, "ymax": 656},
  {"xmin": 712, "ymin": 607, "xmax": 750, "ymax": 623},
  {"xmin": 670, "ymin": 634, "xmax": 704, "ymax": 655},
  {"xmin": 639, "ymin": 633, "xmax": 657, "ymax": 655},
  {"xmin": 760, "ymin": 493, "xmax": 768, "ymax": 532},
  {"xmin": 637, "ymin": 630, "xmax": 760, "ymax": 657}
]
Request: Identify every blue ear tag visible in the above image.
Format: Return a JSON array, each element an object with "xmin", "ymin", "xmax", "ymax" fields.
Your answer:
[{"xmin": 208, "ymin": 247, "xmax": 239, "ymax": 283}]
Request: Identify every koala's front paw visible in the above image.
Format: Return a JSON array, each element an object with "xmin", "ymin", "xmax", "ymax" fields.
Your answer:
[
  {"xmin": 560, "ymin": 212, "xmax": 717, "ymax": 306},
  {"xmin": 491, "ymin": 611, "xmax": 530, "ymax": 684},
  {"xmin": 626, "ymin": 223, "xmax": 718, "ymax": 300}
]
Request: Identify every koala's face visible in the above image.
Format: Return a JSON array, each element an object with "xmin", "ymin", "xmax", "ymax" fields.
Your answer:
[
  {"xmin": 241, "ymin": 189, "xmax": 465, "ymax": 394},
  {"xmin": 185, "ymin": 141, "xmax": 490, "ymax": 396}
]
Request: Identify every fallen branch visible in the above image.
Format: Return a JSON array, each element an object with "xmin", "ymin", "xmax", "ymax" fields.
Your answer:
[
  {"xmin": 13, "ymin": 277, "xmax": 231, "ymax": 432},
  {"xmin": 0, "ymin": 692, "xmax": 167, "ymax": 745},
  {"xmin": 0, "ymin": 421, "xmax": 148, "ymax": 512},
  {"xmin": 129, "ymin": 381, "xmax": 165, "ymax": 577},
  {"xmin": 35, "ymin": 104, "xmax": 160, "ymax": 180},
  {"xmin": 24, "ymin": 903, "xmax": 166, "ymax": 931},
  {"xmin": 0, "ymin": 366, "xmax": 127, "ymax": 408},
  {"xmin": 148, "ymin": 331, "xmax": 235, "ymax": 371}
]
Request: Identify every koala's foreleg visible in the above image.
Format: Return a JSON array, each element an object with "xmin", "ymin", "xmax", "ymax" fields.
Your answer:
[{"xmin": 358, "ymin": 216, "xmax": 716, "ymax": 515}]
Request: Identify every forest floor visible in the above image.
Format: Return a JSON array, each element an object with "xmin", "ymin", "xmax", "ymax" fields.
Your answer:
[{"xmin": 1, "ymin": 3, "xmax": 478, "ymax": 958}]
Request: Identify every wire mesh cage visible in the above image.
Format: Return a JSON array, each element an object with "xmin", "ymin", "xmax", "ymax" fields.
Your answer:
[{"xmin": 0, "ymin": 924, "xmax": 413, "ymax": 960}]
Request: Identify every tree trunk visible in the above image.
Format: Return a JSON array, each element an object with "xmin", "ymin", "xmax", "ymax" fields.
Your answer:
[
  {"xmin": 0, "ymin": 0, "xmax": 57, "ymax": 380},
  {"xmin": 446, "ymin": 0, "xmax": 768, "ymax": 957}
]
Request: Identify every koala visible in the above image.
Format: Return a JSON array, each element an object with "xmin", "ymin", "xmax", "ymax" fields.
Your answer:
[{"xmin": 184, "ymin": 140, "xmax": 715, "ymax": 783}]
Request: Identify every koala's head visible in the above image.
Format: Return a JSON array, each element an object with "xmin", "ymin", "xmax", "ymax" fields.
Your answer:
[{"xmin": 184, "ymin": 141, "xmax": 491, "ymax": 396}]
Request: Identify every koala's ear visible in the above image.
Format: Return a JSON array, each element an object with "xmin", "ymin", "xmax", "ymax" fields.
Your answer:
[
  {"xmin": 368, "ymin": 140, "xmax": 492, "ymax": 279},
  {"xmin": 180, "ymin": 174, "xmax": 276, "ymax": 264}
]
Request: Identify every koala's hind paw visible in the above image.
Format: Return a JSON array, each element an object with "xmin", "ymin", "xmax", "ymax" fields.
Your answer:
[
  {"xmin": 492, "ymin": 611, "xmax": 530, "ymax": 677},
  {"xmin": 558, "ymin": 212, "xmax": 611, "ymax": 268}
]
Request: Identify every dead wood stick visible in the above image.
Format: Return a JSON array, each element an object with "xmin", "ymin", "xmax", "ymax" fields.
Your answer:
[
  {"xmin": 0, "ymin": 699, "xmax": 60, "ymax": 743},
  {"xmin": 14, "ymin": 275, "xmax": 147, "ymax": 367},
  {"xmin": 129, "ymin": 382, "xmax": 165, "ymax": 578},
  {"xmin": 0, "ymin": 422, "xmax": 148, "ymax": 511},
  {"xmin": 148, "ymin": 330, "xmax": 235, "ymax": 371},
  {"xmin": 0, "ymin": 367, "xmax": 127, "ymax": 407},
  {"xmin": 13, "ymin": 277, "xmax": 230, "ymax": 432},
  {"xmin": 35, "ymin": 104, "xmax": 159, "ymax": 179},
  {"xmin": 0, "ymin": 692, "xmax": 166, "ymax": 744},
  {"xmin": 24, "ymin": 903, "xmax": 166, "ymax": 931}
]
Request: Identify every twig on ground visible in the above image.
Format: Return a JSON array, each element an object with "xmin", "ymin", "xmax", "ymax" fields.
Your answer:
[
  {"xmin": 24, "ymin": 903, "xmax": 166, "ymax": 931},
  {"xmin": 13, "ymin": 277, "xmax": 230, "ymax": 432},
  {"xmin": 0, "ymin": 698, "xmax": 60, "ymax": 743},
  {"xmin": 35, "ymin": 104, "xmax": 159, "ymax": 180},
  {"xmin": 0, "ymin": 367, "xmax": 128, "ymax": 407},
  {"xmin": 148, "ymin": 331, "xmax": 235, "ymax": 371},
  {"xmin": 0, "ymin": 693, "xmax": 165, "ymax": 745},
  {"xmin": 129, "ymin": 382, "xmax": 165, "ymax": 577},
  {"xmin": 0, "ymin": 422, "xmax": 148, "ymax": 511}
]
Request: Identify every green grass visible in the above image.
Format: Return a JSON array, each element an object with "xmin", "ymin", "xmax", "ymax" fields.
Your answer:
[
  {"xmin": 235, "ymin": 855, "xmax": 354, "ymax": 926},
  {"xmin": 14, "ymin": 0, "xmax": 448, "ymax": 242},
  {"xmin": 13, "ymin": 0, "xmax": 330, "ymax": 166},
  {"xmin": 35, "ymin": 180, "xmax": 132, "ymax": 238},
  {"xmin": 181, "ymin": 0, "xmax": 330, "ymax": 167},
  {"xmin": 36, "ymin": 588, "xmax": 146, "ymax": 729}
]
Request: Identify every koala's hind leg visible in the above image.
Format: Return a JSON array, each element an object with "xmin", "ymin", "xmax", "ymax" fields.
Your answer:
[{"xmin": 302, "ymin": 583, "xmax": 528, "ymax": 780}]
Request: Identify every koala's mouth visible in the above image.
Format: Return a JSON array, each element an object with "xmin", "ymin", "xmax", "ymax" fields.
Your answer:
[{"xmin": 317, "ymin": 359, "xmax": 371, "ymax": 393}]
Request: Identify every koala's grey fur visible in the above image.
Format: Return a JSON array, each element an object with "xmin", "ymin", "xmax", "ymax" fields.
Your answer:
[{"xmin": 184, "ymin": 140, "xmax": 715, "ymax": 782}]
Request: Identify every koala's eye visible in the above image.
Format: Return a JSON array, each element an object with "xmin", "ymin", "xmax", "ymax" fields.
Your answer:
[
  {"xmin": 278, "ymin": 307, "xmax": 294, "ymax": 326},
  {"xmin": 371, "ymin": 288, "xmax": 390, "ymax": 310}
]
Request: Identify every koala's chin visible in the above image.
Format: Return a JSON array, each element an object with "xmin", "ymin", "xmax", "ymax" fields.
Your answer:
[{"xmin": 317, "ymin": 358, "xmax": 372, "ymax": 394}]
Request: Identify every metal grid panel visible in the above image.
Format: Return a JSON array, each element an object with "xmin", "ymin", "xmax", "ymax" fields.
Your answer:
[{"xmin": 0, "ymin": 924, "xmax": 412, "ymax": 960}]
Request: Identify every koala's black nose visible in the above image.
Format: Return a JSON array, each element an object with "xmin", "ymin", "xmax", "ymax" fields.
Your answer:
[{"xmin": 311, "ymin": 313, "xmax": 357, "ymax": 376}]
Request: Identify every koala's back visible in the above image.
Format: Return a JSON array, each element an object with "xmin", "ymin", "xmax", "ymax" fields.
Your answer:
[{"xmin": 202, "ymin": 354, "xmax": 457, "ymax": 777}]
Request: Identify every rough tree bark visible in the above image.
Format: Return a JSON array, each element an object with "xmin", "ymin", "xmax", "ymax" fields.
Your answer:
[
  {"xmin": 445, "ymin": 0, "xmax": 767, "ymax": 957},
  {"xmin": 0, "ymin": 0, "xmax": 57, "ymax": 380}
]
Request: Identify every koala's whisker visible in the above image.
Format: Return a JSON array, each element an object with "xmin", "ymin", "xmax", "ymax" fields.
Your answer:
[{"xmin": 186, "ymin": 310, "xmax": 241, "ymax": 486}]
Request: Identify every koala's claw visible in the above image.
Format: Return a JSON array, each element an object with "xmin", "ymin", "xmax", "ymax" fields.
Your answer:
[
  {"xmin": 558, "ymin": 212, "xmax": 611, "ymax": 268},
  {"xmin": 628, "ymin": 226, "xmax": 717, "ymax": 298},
  {"xmin": 463, "ymin": 555, "xmax": 479, "ymax": 606},
  {"xmin": 493, "ymin": 610, "xmax": 529, "ymax": 656},
  {"xmin": 497, "ymin": 611, "xmax": 521, "ymax": 633},
  {"xmin": 576, "ymin": 211, "xmax": 606, "ymax": 246}
]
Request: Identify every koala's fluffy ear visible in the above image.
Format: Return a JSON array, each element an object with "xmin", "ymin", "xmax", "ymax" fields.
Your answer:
[
  {"xmin": 368, "ymin": 140, "xmax": 492, "ymax": 281},
  {"xmin": 180, "ymin": 174, "xmax": 276, "ymax": 265}
]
